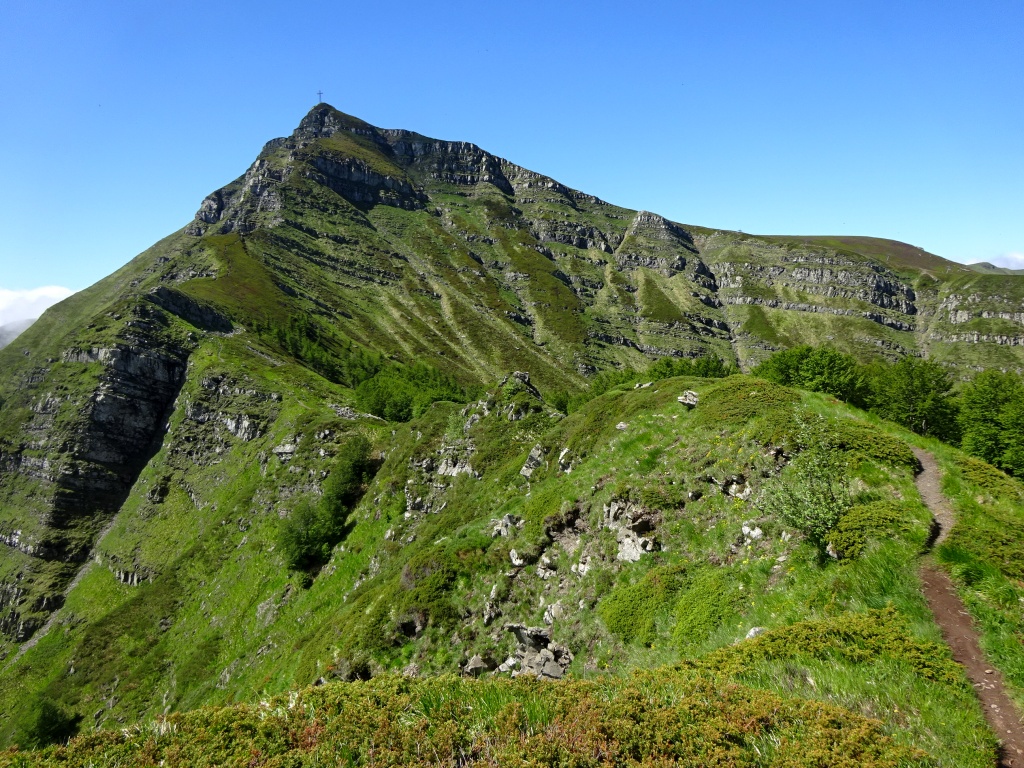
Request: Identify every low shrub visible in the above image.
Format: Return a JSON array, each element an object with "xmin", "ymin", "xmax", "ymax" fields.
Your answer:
[
  {"xmin": 691, "ymin": 608, "xmax": 964, "ymax": 686},
  {"xmin": 2, "ymin": 670, "xmax": 930, "ymax": 767},
  {"xmin": 11, "ymin": 698, "xmax": 79, "ymax": 750},
  {"xmin": 692, "ymin": 377, "xmax": 800, "ymax": 446},
  {"xmin": 598, "ymin": 563, "xmax": 689, "ymax": 645},
  {"xmin": 828, "ymin": 500, "xmax": 912, "ymax": 560},
  {"xmin": 672, "ymin": 569, "xmax": 738, "ymax": 648},
  {"xmin": 954, "ymin": 455, "xmax": 1024, "ymax": 501},
  {"xmin": 758, "ymin": 426, "xmax": 852, "ymax": 552},
  {"xmin": 830, "ymin": 421, "xmax": 920, "ymax": 471},
  {"xmin": 278, "ymin": 436, "xmax": 374, "ymax": 571}
]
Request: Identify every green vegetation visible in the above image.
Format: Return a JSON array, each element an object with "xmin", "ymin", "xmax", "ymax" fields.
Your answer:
[
  {"xmin": 252, "ymin": 314, "xmax": 382, "ymax": 388},
  {"xmin": 828, "ymin": 500, "xmax": 914, "ymax": 560},
  {"xmin": 868, "ymin": 357, "xmax": 959, "ymax": 441},
  {"xmin": 6, "ymin": 103, "xmax": 1024, "ymax": 765},
  {"xmin": 355, "ymin": 363, "xmax": 476, "ymax": 421},
  {"xmin": 10, "ymin": 698, "xmax": 79, "ymax": 750},
  {"xmin": 757, "ymin": 421, "xmax": 852, "ymax": 553},
  {"xmin": 278, "ymin": 436, "xmax": 375, "ymax": 572},
  {"xmin": 757, "ymin": 343, "xmax": 1024, "ymax": 474},
  {"xmin": 672, "ymin": 569, "xmax": 738, "ymax": 648},
  {"xmin": 959, "ymin": 370, "xmax": 1024, "ymax": 476},
  {"xmin": 598, "ymin": 563, "xmax": 688, "ymax": 645},
  {"xmin": 754, "ymin": 345, "xmax": 866, "ymax": 405},
  {"xmin": 550, "ymin": 353, "xmax": 735, "ymax": 414},
  {"xmin": 0, "ymin": 671, "xmax": 930, "ymax": 768}
]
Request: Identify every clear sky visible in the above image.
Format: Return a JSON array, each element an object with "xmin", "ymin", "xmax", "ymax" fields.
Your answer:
[{"xmin": 1, "ymin": 0, "xmax": 1022, "ymax": 322}]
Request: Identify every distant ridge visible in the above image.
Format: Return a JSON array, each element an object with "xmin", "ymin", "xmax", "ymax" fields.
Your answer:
[
  {"xmin": 0, "ymin": 318, "xmax": 34, "ymax": 349},
  {"xmin": 968, "ymin": 261, "xmax": 1024, "ymax": 276}
]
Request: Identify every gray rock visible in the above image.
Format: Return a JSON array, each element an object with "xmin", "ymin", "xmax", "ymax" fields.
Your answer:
[
  {"xmin": 504, "ymin": 623, "xmax": 551, "ymax": 650},
  {"xmin": 746, "ymin": 626, "xmax": 767, "ymax": 640},
  {"xmin": 678, "ymin": 390, "xmax": 699, "ymax": 408},
  {"xmin": 616, "ymin": 529, "xmax": 657, "ymax": 562},
  {"xmin": 519, "ymin": 443, "xmax": 546, "ymax": 478},
  {"xmin": 615, "ymin": 422, "xmax": 629, "ymax": 431},
  {"xmin": 490, "ymin": 513, "xmax": 523, "ymax": 538},
  {"xmin": 557, "ymin": 447, "xmax": 573, "ymax": 473},
  {"xmin": 571, "ymin": 555, "xmax": 592, "ymax": 577},
  {"xmin": 437, "ymin": 456, "xmax": 476, "ymax": 477},
  {"xmin": 543, "ymin": 601, "xmax": 564, "ymax": 625},
  {"xmin": 604, "ymin": 499, "xmax": 659, "ymax": 561},
  {"xmin": 741, "ymin": 523, "xmax": 763, "ymax": 541},
  {"xmin": 509, "ymin": 549, "xmax": 526, "ymax": 567},
  {"xmin": 272, "ymin": 443, "xmax": 296, "ymax": 461},
  {"xmin": 463, "ymin": 654, "xmax": 492, "ymax": 677}
]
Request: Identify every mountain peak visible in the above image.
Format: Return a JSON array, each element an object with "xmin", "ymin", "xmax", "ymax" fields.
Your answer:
[{"xmin": 295, "ymin": 103, "xmax": 380, "ymax": 141}]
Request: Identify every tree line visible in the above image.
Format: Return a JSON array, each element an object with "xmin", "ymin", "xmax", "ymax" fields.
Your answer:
[
  {"xmin": 252, "ymin": 314, "xmax": 476, "ymax": 421},
  {"xmin": 753, "ymin": 345, "xmax": 1024, "ymax": 477}
]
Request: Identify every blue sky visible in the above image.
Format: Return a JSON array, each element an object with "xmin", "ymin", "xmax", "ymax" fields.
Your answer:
[{"xmin": 1, "ymin": 0, "xmax": 1022, "ymax": 321}]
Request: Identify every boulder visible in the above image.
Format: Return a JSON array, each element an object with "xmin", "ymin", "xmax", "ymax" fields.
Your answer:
[
  {"xmin": 463, "ymin": 654, "xmax": 492, "ymax": 677},
  {"xmin": 678, "ymin": 390, "xmax": 699, "ymax": 408}
]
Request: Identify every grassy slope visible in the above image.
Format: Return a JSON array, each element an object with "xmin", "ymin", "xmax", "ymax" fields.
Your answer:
[{"xmin": 0, "ymin": 373, "xmax": 1011, "ymax": 765}]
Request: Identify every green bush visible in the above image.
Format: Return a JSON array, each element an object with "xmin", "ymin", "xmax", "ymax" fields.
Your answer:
[
  {"xmin": 758, "ymin": 420, "xmax": 851, "ymax": 552},
  {"xmin": 954, "ymin": 455, "xmax": 1024, "ymax": 500},
  {"xmin": 944, "ymin": 502, "xmax": 1024, "ymax": 582},
  {"xmin": 398, "ymin": 549, "xmax": 460, "ymax": 629},
  {"xmin": 754, "ymin": 345, "xmax": 866, "ymax": 405},
  {"xmin": 959, "ymin": 370, "xmax": 1024, "ymax": 477},
  {"xmin": 830, "ymin": 421, "xmax": 920, "ymax": 470},
  {"xmin": 12, "ymin": 698, "xmax": 79, "ymax": 749},
  {"xmin": 672, "ymin": 570, "xmax": 737, "ymax": 648},
  {"xmin": 828, "ymin": 500, "xmax": 912, "ymax": 560},
  {"xmin": 252, "ymin": 313, "xmax": 381, "ymax": 387},
  {"xmin": 692, "ymin": 377, "xmax": 800, "ymax": 445},
  {"xmin": 866, "ymin": 357, "xmax": 959, "ymax": 441},
  {"xmin": 356, "ymin": 363, "xmax": 474, "ymax": 422},
  {"xmin": 692, "ymin": 608, "xmax": 964, "ymax": 685},
  {"xmin": 2, "ymin": 670, "xmax": 930, "ymax": 767},
  {"xmin": 598, "ymin": 564, "xmax": 689, "ymax": 645}
]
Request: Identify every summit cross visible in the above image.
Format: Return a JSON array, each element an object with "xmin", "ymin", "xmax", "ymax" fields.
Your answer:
[{"xmin": 317, "ymin": 90, "xmax": 323, "ymax": 103}]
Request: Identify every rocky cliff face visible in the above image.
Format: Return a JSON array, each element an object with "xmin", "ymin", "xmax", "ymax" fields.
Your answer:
[{"xmin": 0, "ymin": 299, "xmax": 192, "ymax": 641}]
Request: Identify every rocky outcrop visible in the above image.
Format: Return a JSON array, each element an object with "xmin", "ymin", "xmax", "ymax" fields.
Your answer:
[
  {"xmin": 498, "ymin": 624, "xmax": 574, "ymax": 679},
  {"xmin": 147, "ymin": 286, "xmax": 233, "ymax": 333},
  {"xmin": 307, "ymin": 155, "xmax": 426, "ymax": 211},
  {"xmin": 603, "ymin": 499, "xmax": 660, "ymax": 561}
]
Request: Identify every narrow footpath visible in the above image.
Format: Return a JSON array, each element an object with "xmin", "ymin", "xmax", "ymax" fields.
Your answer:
[{"xmin": 913, "ymin": 447, "xmax": 1024, "ymax": 767}]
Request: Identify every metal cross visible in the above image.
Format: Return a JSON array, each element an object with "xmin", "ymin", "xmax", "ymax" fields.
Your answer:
[{"xmin": 317, "ymin": 90, "xmax": 323, "ymax": 102}]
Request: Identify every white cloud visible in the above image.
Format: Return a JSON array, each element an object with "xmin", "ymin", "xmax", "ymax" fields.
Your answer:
[
  {"xmin": 988, "ymin": 252, "xmax": 1024, "ymax": 270},
  {"xmin": 0, "ymin": 286, "xmax": 76, "ymax": 327}
]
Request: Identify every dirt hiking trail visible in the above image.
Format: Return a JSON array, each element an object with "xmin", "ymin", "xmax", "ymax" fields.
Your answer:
[{"xmin": 913, "ymin": 447, "xmax": 1024, "ymax": 766}]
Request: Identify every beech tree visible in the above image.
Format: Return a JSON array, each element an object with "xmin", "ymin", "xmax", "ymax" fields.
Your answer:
[
  {"xmin": 959, "ymin": 370, "xmax": 1024, "ymax": 476},
  {"xmin": 867, "ymin": 357, "xmax": 959, "ymax": 440}
]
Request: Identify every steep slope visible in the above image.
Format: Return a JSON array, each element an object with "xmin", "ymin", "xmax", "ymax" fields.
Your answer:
[{"xmin": 1, "ymin": 103, "xmax": 1024, "ymax": 758}]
